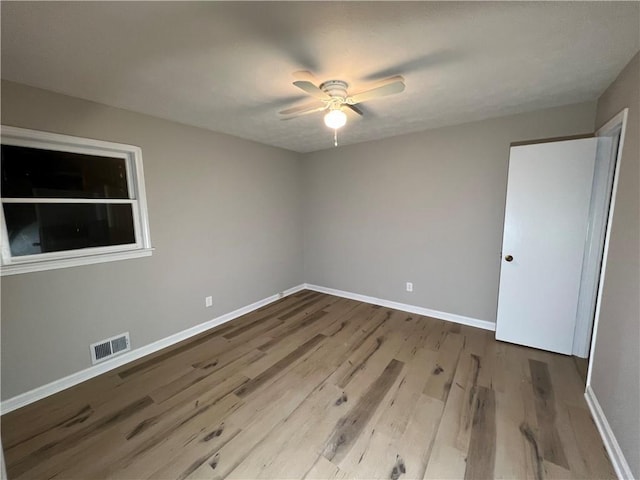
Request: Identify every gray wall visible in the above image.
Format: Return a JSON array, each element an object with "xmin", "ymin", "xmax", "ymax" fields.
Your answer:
[
  {"xmin": 590, "ymin": 52, "xmax": 640, "ymax": 478},
  {"xmin": 0, "ymin": 81, "xmax": 304, "ymax": 400},
  {"xmin": 302, "ymin": 103, "xmax": 596, "ymax": 322}
]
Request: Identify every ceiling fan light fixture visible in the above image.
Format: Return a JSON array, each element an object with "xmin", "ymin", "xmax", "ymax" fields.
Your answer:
[{"xmin": 324, "ymin": 109, "xmax": 347, "ymax": 129}]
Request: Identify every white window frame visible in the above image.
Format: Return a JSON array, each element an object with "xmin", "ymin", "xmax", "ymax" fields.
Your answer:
[{"xmin": 1, "ymin": 126, "xmax": 153, "ymax": 276}]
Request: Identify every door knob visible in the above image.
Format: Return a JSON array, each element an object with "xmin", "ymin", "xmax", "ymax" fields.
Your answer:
[{"xmin": 504, "ymin": 255, "xmax": 513, "ymax": 262}]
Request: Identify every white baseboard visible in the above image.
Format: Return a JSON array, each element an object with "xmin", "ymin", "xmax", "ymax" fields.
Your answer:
[
  {"xmin": 303, "ymin": 283, "xmax": 496, "ymax": 331},
  {"xmin": 0, "ymin": 284, "xmax": 306, "ymax": 415},
  {"xmin": 585, "ymin": 385, "xmax": 634, "ymax": 480}
]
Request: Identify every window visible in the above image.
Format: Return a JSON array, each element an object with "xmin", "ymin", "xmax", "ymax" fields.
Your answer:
[{"xmin": 1, "ymin": 126, "xmax": 152, "ymax": 275}]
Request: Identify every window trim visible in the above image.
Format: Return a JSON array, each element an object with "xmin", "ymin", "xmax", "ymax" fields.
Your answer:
[{"xmin": 1, "ymin": 126, "xmax": 153, "ymax": 276}]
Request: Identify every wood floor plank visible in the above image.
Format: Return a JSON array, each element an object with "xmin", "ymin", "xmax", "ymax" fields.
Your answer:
[
  {"xmin": 41, "ymin": 343, "xmax": 266, "ymax": 478},
  {"xmin": 344, "ymin": 430, "xmax": 401, "ymax": 480},
  {"xmin": 335, "ymin": 333, "xmax": 385, "ymax": 389},
  {"xmin": 219, "ymin": 293, "xmax": 331, "ymax": 341},
  {"xmin": 277, "ymin": 295, "xmax": 336, "ymax": 322},
  {"xmin": 548, "ymin": 353, "xmax": 591, "ymax": 408},
  {"xmin": 150, "ymin": 349, "xmax": 265, "ymax": 404},
  {"xmin": 464, "ymin": 386, "xmax": 497, "ymax": 480},
  {"xmin": 9, "ymin": 396, "xmax": 154, "ymax": 479},
  {"xmin": 184, "ymin": 337, "xmax": 348, "ymax": 479},
  {"xmin": 322, "ymin": 358, "xmax": 404, "ymax": 464},
  {"xmin": 373, "ymin": 344, "xmax": 438, "ymax": 441},
  {"xmin": 0, "ymin": 373, "xmax": 121, "ymax": 451},
  {"xmin": 0, "ymin": 291, "xmax": 616, "ymax": 480},
  {"xmin": 262, "ymin": 298, "xmax": 363, "ymax": 357},
  {"xmin": 106, "ymin": 395, "xmax": 242, "ymax": 480},
  {"xmin": 235, "ymin": 334, "xmax": 326, "ymax": 398},
  {"xmin": 548, "ymin": 396, "xmax": 592, "ymax": 478},
  {"xmin": 218, "ymin": 315, "xmax": 285, "ymax": 346},
  {"xmin": 566, "ymin": 405, "xmax": 617, "ymax": 479},
  {"xmin": 114, "ymin": 332, "xmax": 228, "ymax": 381},
  {"xmin": 572, "ymin": 356, "xmax": 589, "ymax": 385},
  {"xmin": 543, "ymin": 459, "xmax": 573, "ymax": 479},
  {"xmin": 454, "ymin": 353, "xmax": 481, "ymax": 451},
  {"xmin": 257, "ymin": 309, "xmax": 329, "ymax": 351},
  {"xmin": 303, "ymin": 455, "xmax": 351, "ymax": 480},
  {"xmin": 337, "ymin": 348, "xmax": 443, "ymax": 480},
  {"xmin": 225, "ymin": 380, "xmax": 345, "ymax": 479},
  {"xmin": 459, "ymin": 325, "xmax": 490, "ymax": 357},
  {"xmin": 423, "ymin": 332, "xmax": 464, "ymax": 402},
  {"xmin": 314, "ymin": 300, "xmax": 361, "ymax": 337},
  {"xmin": 477, "ymin": 339, "xmax": 507, "ymax": 392},
  {"xmin": 3, "ymin": 403, "xmax": 98, "ymax": 466},
  {"xmin": 423, "ymin": 351, "xmax": 475, "ymax": 479},
  {"xmin": 492, "ymin": 347, "xmax": 538, "ymax": 480},
  {"xmin": 393, "ymin": 315, "xmax": 433, "ymax": 363},
  {"xmin": 320, "ymin": 321, "xmax": 424, "ymax": 476},
  {"xmin": 510, "ymin": 346, "xmax": 546, "ymax": 480},
  {"xmin": 423, "ymin": 318, "xmax": 449, "ymax": 351},
  {"xmin": 528, "ymin": 359, "xmax": 569, "ymax": 469},
  {"xmin": 396, "ymin": 393, "xmax": 445, "ymax": 479},
  {"xmin": 43, "ymin": 375, "xmax": 246, "ymax": 480}
]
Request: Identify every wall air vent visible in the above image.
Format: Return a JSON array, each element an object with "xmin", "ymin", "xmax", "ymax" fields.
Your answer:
[{"xmin": 90, "ymin": 332, "xmax": 131, "ymax": 365}]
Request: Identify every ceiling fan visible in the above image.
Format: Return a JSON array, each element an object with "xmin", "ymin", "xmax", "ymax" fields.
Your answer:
[{"xmin": 279, "ymin": 71, "xmax": 406, "ymax": 131}]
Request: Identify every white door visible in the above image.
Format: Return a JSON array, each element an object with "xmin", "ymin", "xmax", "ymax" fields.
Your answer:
[{"xmin": 496, "ymin": 138, "xmax": 597, "ymax": 354}]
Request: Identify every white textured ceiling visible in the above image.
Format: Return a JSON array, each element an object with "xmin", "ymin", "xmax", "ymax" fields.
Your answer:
[{"xmin": 2, "ymin": 2, "xmax": 639, "ymax": 153}]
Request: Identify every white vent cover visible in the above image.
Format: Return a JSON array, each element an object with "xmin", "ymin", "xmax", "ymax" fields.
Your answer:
[{"xmin": 90, "ymin": 332, "xmax": 131, "ymax": 365}]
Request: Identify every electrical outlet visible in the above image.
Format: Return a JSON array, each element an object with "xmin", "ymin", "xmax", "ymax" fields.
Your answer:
[
  {"xmin": 406, "ymin": 282, "xmax": 413, "ymax": 292},
  {"xmin": 205, "ymin": 296, "xmax": 213, "ymax": 307}
]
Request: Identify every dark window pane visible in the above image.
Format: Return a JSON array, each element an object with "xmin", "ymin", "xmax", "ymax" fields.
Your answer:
[
  {"xmin": 3, "ymin": 203, "xmax": 135, "ymax": 256},
  {"xmin": 1, "ymin": 145, "xmax": 129, "ymax": 199}
]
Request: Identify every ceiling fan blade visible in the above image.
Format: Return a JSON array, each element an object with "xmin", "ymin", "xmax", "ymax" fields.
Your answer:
[
  {"xmin": 279, "ymin": 101, "xmax": 325, "ymax": 116},
  {"xmin": 280, "ymin": 104, "xmax": 328, "ymax": 120},
  {"xmin": 345, "ymin": 104, "xmax": 363, "ymax": 116},
  {"xmin": 293, "ymin": 80, "xmax": 330, "ymax": 100},
  {"xmin": 348, "ymin": 76, "xmax": 405, "ymax": 104},
  {"xmin": 292, "ymin": 70, "xmax": 318, "ymax": 83}
]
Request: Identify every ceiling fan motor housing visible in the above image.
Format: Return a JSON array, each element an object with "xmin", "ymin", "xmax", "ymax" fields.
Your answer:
[{"xmin": 320, "ymin": 80, "xmax": 349, "ymax": 106}]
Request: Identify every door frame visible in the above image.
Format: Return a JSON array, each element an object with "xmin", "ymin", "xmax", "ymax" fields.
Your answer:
[
  {"xmin": 573, "ymin": 113, "xmax": 625, "ymax": 357},
  {"xmin": 585, "ymin": 108, "xmax": 629, "ymax": 386}
]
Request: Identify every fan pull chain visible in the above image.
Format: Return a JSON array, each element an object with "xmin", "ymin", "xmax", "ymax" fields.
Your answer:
[{"xmin": 334, "ymin": 129, "xmax": 338, "ymax": 147}]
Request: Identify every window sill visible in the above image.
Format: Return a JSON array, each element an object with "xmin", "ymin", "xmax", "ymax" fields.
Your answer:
[{"xmin": 1, "ymin": 248, "xmax": 154, "ymax": 276}]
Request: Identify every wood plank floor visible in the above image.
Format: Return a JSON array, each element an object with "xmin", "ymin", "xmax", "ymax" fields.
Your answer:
[{"xmin": 1, "ymin": 290, "xmax": 615, "ymax": 479}]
